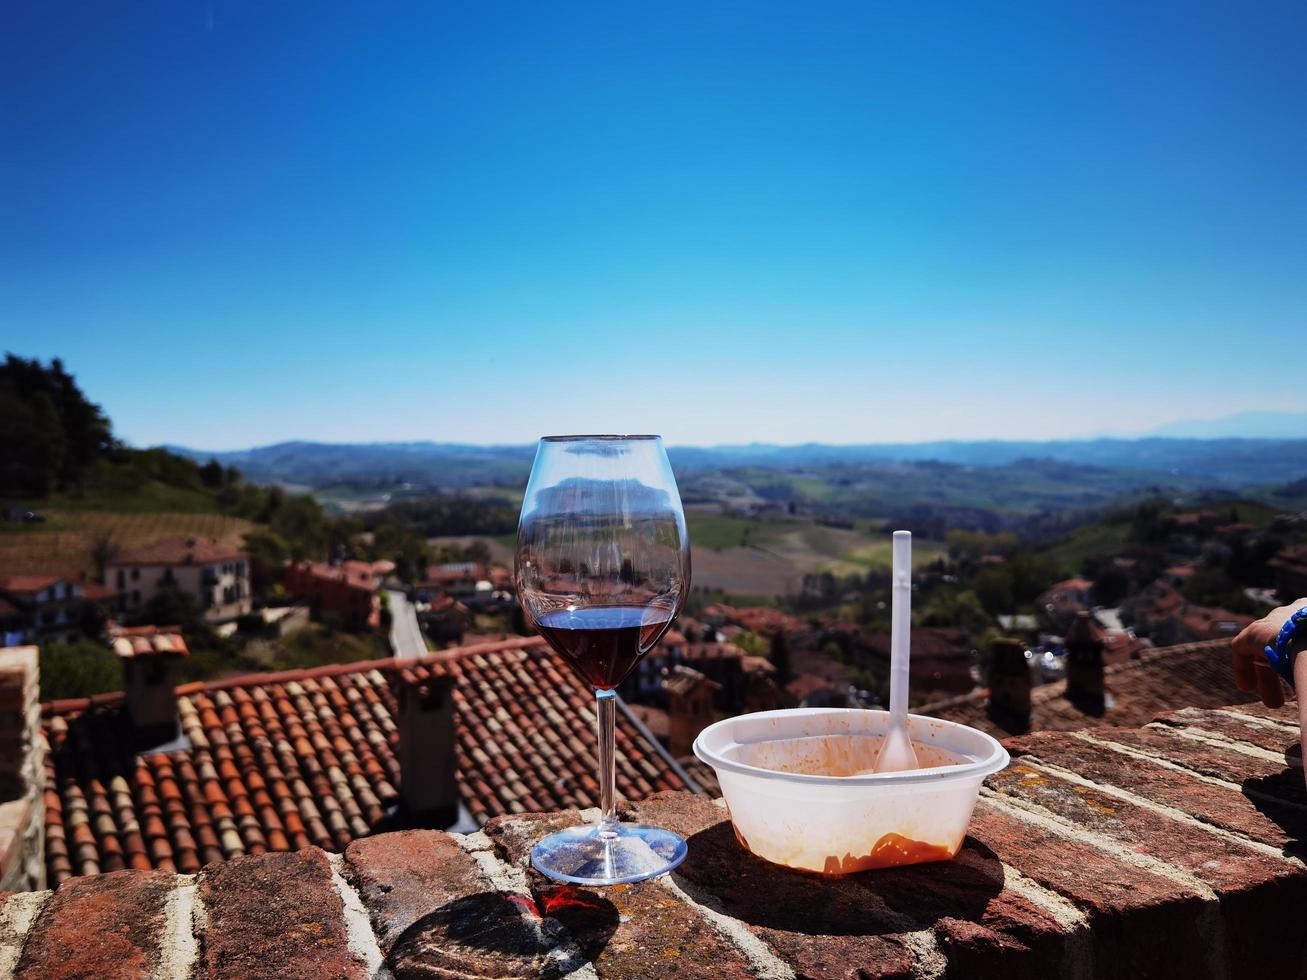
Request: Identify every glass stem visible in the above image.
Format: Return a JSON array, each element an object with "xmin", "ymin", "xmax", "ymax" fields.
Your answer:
[{"xmin": 595, "ymin": 689, "xmax": 619, "ymax": 836}]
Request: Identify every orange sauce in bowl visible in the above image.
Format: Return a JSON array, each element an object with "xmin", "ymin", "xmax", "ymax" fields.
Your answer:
[
  {"xmin": 730, "ymin": 821, "xmax": 955, "ymax": 875},
  {"xmin": 821, "ymin": 833, "xmax": 956, "ymax": 874}
]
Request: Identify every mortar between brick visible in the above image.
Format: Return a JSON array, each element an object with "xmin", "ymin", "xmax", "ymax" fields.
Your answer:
[
  {"xmin": 1070, "ymin": 730, "xmax": 1307, "ymax": 813},
  {"xmin": 328, "ymin": 853, "xmax": 389, "ymax": 980},
  {"xmin": 1214, "ymin": 708, "xmax": 1301, "ymax": 736},
  {"xmin": 979, "ymin": 789, "xmax": 1220, "ymax": 900},
  {"xmin": 0, "ymin": 891, "xmax": 49, "ymax": 977},
  {"xmin": 658, "ymin": 873, "xmax": 797, "ymax": 980},
  {"xmin": 1152, "ymin": 723, "xmax": 1305, "ymax": 769},
  {"xmin": 1013, "ymin": 755, "xmax": 1307, "ymax": 870},
  {"xmin": 154, "ymin": 877, "xmax": 198, "ymax": 980}
]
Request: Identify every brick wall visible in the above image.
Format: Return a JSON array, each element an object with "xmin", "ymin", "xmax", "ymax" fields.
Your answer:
[
  {"xmin": 0, "ymin": 647, "xmax": 44, "ymax": 893},
  {"xmin": 1, "ymin": 699, "xmax": 1304, "ymax": 978}
]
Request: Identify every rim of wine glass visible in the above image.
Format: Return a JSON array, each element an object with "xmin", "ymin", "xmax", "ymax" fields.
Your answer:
[{"xmin": 539, "ymin": 434, "xmax": 661, "ymax": 442}]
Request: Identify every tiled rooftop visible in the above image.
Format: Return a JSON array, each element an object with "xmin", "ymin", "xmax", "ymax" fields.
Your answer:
[
  {"xmin": 40, "ymin": 637, "xmax": 695, "ymax": 886},
  {"xmin": 4, "ymin": 698, "xmax": 1304, "ymax": 978},
  {"xmin": 107, "ymin": 624, "xmax": 189, "ymax": 659},
  {"xmin": 107, "ymin": 537, "xmax": 244, "ymax": 566},
  {"xmin": 922, "ymin": 638, "xmax": 1258, "ymax": 738},
  {"xmin": 0, "ymin": 576, "xmax": 67, "ymax": 594}
]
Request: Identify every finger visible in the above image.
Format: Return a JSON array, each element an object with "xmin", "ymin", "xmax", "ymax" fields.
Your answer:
[
  {"xmin": 1232, "ymin": 647, "xmax": 1258, "ymax": 692},
  {"xmin": 1254, "ymin": 660, "xmax": 1285, "ymax": 709}
]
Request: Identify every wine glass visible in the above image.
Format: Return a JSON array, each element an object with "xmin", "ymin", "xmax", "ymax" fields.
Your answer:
[{"xmin": 515, "ymin": 434, "xmax": 691, "ymax": 885}]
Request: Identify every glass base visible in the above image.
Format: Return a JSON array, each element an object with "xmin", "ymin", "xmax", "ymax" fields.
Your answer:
[{"xmin": 530, "ymin": 823, "xmax": 688, "ymax": 886}]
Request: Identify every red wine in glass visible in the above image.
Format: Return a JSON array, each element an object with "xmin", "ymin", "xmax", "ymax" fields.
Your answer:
[{"xmin": 535, "ymin": 606, "xmax": 673, "ymax": 690}]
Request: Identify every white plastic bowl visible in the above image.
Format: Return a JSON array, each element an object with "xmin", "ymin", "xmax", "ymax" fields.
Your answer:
[{"xmin": 693, "ymin": 708, "xmax": 1009, "ymax": 874}]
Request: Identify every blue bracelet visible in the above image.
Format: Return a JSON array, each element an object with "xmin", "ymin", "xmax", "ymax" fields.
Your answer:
[{"xmin": 1264, "ymin": 607, "xmax": 1307, "ymax": 688}]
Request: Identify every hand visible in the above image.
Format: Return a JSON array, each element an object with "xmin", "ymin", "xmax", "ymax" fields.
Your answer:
[{"xmin": 1232, "ymin": 599, "xmax": 1307, "ymax": 710}]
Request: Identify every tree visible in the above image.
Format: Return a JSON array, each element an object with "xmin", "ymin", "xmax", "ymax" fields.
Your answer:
[
  {"xmin": 40, "ymin": 641, "xmax": 123, "ymax": 701},
  {"xmin": 733, "ymin": 629, "xmax": 768, "ymax": 658},
  {"xmin": 1091, "ymin": 564, "xmax": 1130, "ymax": 606},
  {"xmin": 78, "ymin": 598, "xmax": 108, "ymax": 640},
  {"xmin": 0, "ymin": 355, "xmax": 113, "ymax": 497},
  {"xmin": 199, "ymin": 458, "xmax": 225, "ymax": 488},
  {"xmin": 91, "ymin": 532, "xmax": 119, "ymax": 582},
  {"xmin": 917, "ymin": 588, "xmax": 992, "ymax": 636},
  {"xmin": 242, "ymin": 529, "xmax": 289, "ymax": 602},
  {"xmin": 973, "ymin": 567, "xmax": 1014, "ymax": 616},
  {"xmin": 269, "ymin": 494, "xmax": 327, "ymax": 561},
  {"xmin": 132, "ymin": 583, "xmax": 205, "ymax": 631}
]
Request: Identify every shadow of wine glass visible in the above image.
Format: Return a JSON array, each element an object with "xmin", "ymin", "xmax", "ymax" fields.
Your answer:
[{"xmin": 385, "ymin": 888, "xmax": 619, "ymax": 978}]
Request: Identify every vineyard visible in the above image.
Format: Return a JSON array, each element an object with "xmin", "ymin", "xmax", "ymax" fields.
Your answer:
[{"xmin": 0, "ymin": 511, "xmax": 257, "ymax": 578}]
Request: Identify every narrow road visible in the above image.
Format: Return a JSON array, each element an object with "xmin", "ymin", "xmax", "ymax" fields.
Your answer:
[{"xmin": 387, "ymin": 589, "xmax": 426, "ymax": 659}]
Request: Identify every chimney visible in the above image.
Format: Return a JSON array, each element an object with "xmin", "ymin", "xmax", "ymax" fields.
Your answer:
[
  {"xmin": 397, "ymin": 669, "xmax": 460, "ymax": 828},
  {"xmin": 1064, "ymin": 610, "xmax": 1107, "ymax": 715},
  {"xmin": 666, "ymin": 665, "xmax": 720, "ymax": 758},
  {"xmin": 0, "ymin": 646, "xmax": 46, "ymax": 890},
  {"xmin": 986, "ymin": 638, "xmax": 1032, "ymax": 735},
  {"xmin": 112, "ymin": 626, "xmax": 188, "ymax": 748}
]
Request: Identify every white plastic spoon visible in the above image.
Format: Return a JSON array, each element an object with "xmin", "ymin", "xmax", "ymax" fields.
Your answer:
[{"xmin": 875, "ymin": 530, "xmax": 920, "ymax": 773}]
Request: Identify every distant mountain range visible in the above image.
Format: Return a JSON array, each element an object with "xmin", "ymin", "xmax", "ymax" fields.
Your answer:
[
  {"xmin": 1146, "ymin": 410, "xmax": 1307, "ymax": 440},
  {"xmin": 168, "ymin": 436, "xmax": 1307, "ymax": 491}
]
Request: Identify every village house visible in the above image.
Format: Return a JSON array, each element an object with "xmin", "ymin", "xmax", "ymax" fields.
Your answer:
[
  {"xmin": 412, "ymin": 562, "xmax": 515, "ymax": 612},
  {"xmin": 106, "ymin": 538, "xmax": 251, "ymax": 623},
  {"xmin": 1121, "ymin": 579, "xmax": 1188, "ymax": 646},
  {"xmin": 283, "ymin": 559, "xmax": 382, "ymax": 631},
  {"xmin": 0, "ymin": 574, "xmax": 117, "ymax": 647},
  {"xmin": 862, "ymin": 625, "xmax": 976, "ymax": 694},
  {"xmin": 1034, "ymin": 578, "xmax": 1094, "ymax": 633},
  {"xmin": 1178, "ymin": 605, "xmax": 1255, "ymax": 642}
]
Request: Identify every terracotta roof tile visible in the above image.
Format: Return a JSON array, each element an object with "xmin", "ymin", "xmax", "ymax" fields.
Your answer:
[
  {"xmin": 108, "ymin": 624, "xmax": 190, "ymax": 659},
  {"xmin": 41, "ymin": 636, "xmax": 693, "ymax": 884}
]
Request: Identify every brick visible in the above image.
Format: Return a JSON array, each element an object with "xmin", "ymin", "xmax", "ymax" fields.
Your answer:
[
  {"xmin": 1222, "ymin": 701, "xmax": 1300, "ymax": 725},
  {"xmin": 488, "ymin": 804, "xmax": 758, "ymax": 979},
  {"xmin": 199, "ymin": 847, "xmax": 366, "ymax": 980},
  {"xmin": 1099, "ymin": 727, "xmax": 1306, "ymax": 803},
  {"xmin": 855, "ymin": 848, "xmax": 1069, "ymax": 979},
  {"xmin": 1156, "ymin": 707, "xmax": 1303, "ymax": 755},
  {"xmin": 967, "ymin": 802, "xmax": 1213, "ymax": 978},
  {"xmin": 14, "ymin": 869, "xmax": 174, "ymax": 979},
  {"xmin": 484, "ymin": 807, "xmax": 587, "ymax": 866},
  {"xmin": 987, "ymin": 761, "xmax": 1307, "ymax": 973},
  {"xmin": 1011, "ymin": 732, "xmax": 1307, "ymax": 853},
  {"xmin": 630, "ymin": 793, "xmax": 919, "ymax": 979},
  {"xmin": 343, "ymin": 829, "xmax": 486, "ymax": 953},
  {"xmin": 381, "ymin": 890, "xmax": 569, "ymax": 980}
]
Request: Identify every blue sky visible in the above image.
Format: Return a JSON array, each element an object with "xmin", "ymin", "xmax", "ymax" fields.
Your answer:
[{"xmin": 3, "ymin": 2, "xmax": 1305, "ymax": 449}]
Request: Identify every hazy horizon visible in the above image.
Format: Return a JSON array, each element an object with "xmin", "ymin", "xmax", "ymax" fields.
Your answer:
[{"xmin": 156, "ymin": 407, "xmax": 1307, "ymax": 455}]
